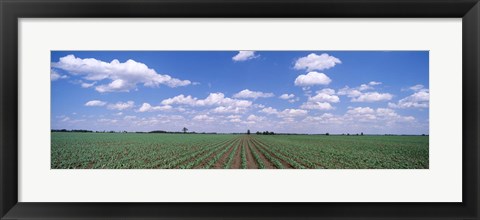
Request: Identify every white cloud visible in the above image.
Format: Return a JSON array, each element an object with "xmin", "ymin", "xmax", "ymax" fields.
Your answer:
[
  {"xmin": 161, "ymin": 93, "xmax": 252, "ymax": 108},
  {"xmin": 375, "ymin": 108, "xmax": 415, "ymax": 122},
  {"xmin": 232, "ymin": 51, "xmax": 259, "ymax": 62},
  {"xmin": 137, "ymin": 103, "xmax": 172, "ymax": 112},
  {"xmin": 300, "ymin": 102, "xmax": 334, "ymax": 110},
  {"xmin": 410, "ymin": 84, "xmax": 425, "ymax": 91},
  {"xmin": 344, "ymin": 107, "xmax": 415, "ymax": 123},
  {"xmin": 233, "ymin": 89, "xmax": 274, "ymax": 99},
  {"xmin": 259, "ymin": 107, "xmax": 308, "ymax": 118},
  {"xmin": 230, "ymin": 118, "xmax": 242, "ymax": 123},
  {"xmin": 359, "ymin": 81, "xmax": 382, "ymax": 90},
  {"xmin": 81, "ymin": 82, "xmax": 96, "ymax": 88},
  {"xmin": 211, "ymin": 106, "xmax": 246, "ymax": 114},
  {"xmin": 161, "ymin": 94, "xmax": 197, "ymax": 106},
  {"xmin": 337, "ymin": 86, "xmax": 362, "ymax": 97},
  {"xmin": 260, "ymin": 107, "xmax": 279, "ymax": 115},
  {"xmin": 309, "ymin": 89, "xmax": 340, "ymax": 103},
  {"xmin": 303, "ymin": 113, "xmax": 342, "ymax": 124},
  {"xmin": 287, "ymin": 98, "xmax": 299, "ymax": 103},
  {"xmin": 85, "ymin": 100, "xmax": 107, "ymax": 107},
  {"xmin": 347, "ymin": 107, "xmax": 375, "ymax": 115},
  {"xmin": 193, "ymin": 114, "xmax": 214, "ymax": 122},
  {"xmin": 294, "ymin": 71, "xmax": 332, "ymax": 86},
  {"xmin": 50, "ymin": 69, "xmax": 67, "ymax": 81},
  {"xmin": 124, "ymin": 115, "xmax": 137, "ymax": 120},
  {"xmin": 278, "ymin": 109, "xmax": 308, "ymax": 118},
  {"xmin": 358, "ymin": 84, "xmax": 373, "ymax": 91},
  {"xmin": 279, "ymin": 94, "xmax": 295, "ymax": 100},
  {"xmin": 246, "ymin": 114, "xmax": 264, "ymax": 122},
  {"xmin": 253, "ymin": 104, "xmax": 266, "ymax": 108},
  {"xmin": 300, "ymin": 88, "xmax": 338, "ymax": 110},
  {"xmin": 351, "ymin": 92, "xmax": 393, "ymax": 102},
  {"xmin": 294, "ymin": 53, "xmax": 341, "ymax": 71},
  {"xmin": 318, "ymin": 88, "xmax": 335, "ymax": 95},
  {"xmin": 107, "ymin": 101, "xmax": 135, "ymax": 111},
  {"xmin": 97, "ymin": 118, "xmax": 118, "ymax": 124},
  {"xmin": 52, "ymin": 55, "xmax": 191, "ymax": 93},
  {"xmin": 227, "ymin": 115, "xmax": 242, "ymax": 119},
  {"xmin": 389, "ymin": 89, "xmax": 429, "ymax": 109},
  {"xmin": 338, "ymin": 82, "xmax": 391, "ymax": 102}
]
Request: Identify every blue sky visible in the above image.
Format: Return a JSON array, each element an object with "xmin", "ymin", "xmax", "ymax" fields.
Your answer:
[{"xmin": 51, "ymin": 51, "xmax": 429, "ymax": 134}]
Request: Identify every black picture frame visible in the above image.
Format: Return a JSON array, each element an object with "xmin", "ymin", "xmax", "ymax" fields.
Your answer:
[{"xmin": 1, "ymin": 0, "xmax": 479, "ymax": 219}]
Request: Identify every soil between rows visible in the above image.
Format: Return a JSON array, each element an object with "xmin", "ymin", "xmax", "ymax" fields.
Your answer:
[
  {"xmin": 247, "ymin": 136, "xmax": 275, "ymax": 169},
  {"xmin": 212, "ymin": 138, "xmax": 240, "ymax": 168},
  {"xmin": 173, "ymin": 137, "xmax": 238, "ymax": 169},
  {"xmin": 244, "ymin": 137, "xmax": 258, "ymax": 169},
  {"xmin": 231, "ymin": 137, "xmax": 244, "ymax": 169},
  {"xmin": 250, "ymin": 137, "xmax": 294, "ymax": 169},
  {"xmin": 254, "ymin": 138, "xmax": 325, "ymax": 169},
  {"xmin": 194, "ymin": 137, "xmax": 241, "ymax": 169}
]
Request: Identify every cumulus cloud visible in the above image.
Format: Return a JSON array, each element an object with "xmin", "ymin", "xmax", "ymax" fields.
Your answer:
[
  {"xmin": 347, "ymin": 107, "xmax": 375, "ymax": 115},
  {"xmin": 338, "ymin": 82, "xmax": 391, "ymax": 102},
  {"xmin": 246, "ymin": 114, "xmax": 264, "ymax": 122},
  {"xmin": 85, "ymin": 100, "xmax": 107, "ymax": 107},
  {"xmin": 309, "ymin": 89, "xmax": 340, "ymax": 103},
  {"xmin": 193, "ymin": 114, "xmax": 214, "ymax": 122},
  {"xmin": 52, "ymin": 55, "xmax": 191, "ymax": 93},
  {"xmin": 124, "ymin": 115, "xmax": 137, "ymax": 120},
  {"xmin": 351, "ymin": 92, "xmax": 393, "ymax": 102},
  {"xmin": 233, "ymin": 89, "xmax": 274, "ymax": 99},
  {"xmin": 259, "ymin": 107, "xmax": 308, "ymax": 118},
  {"xmin": 81, "ymin": 82, "xmax": 96, "ymax": 88},
  {"xmin": 137, "ymin": 103, "xmax": 172, "ymax": 112},
  {"xmin": 107, "ymin": 101, "xmax": 135, "ymax": 111},
  {"xmin": 303, "ymin": 113, "xmax": 342, "ymax": 124},
  {"xmin": 97, "ymin": 118, "xmax": 118, "ymax": 124},
  {"xmin": 300, "ymin": 102, "xmax": 334, "ymax": 110},
  {"xmin": 260, "ymin": 107, "xmax": 279, "ymax": 115},
  {"xmin": 279, "ymin": 94, "xmax": 295, "ymax": 100},
  {"xmin": 226, "ymin": 115, "xmax": 242, "ymax": 123},
  {"xmin": 294, "ymin": 53, "xmax": 341, "ymax": 71},
  {"xmin": 409, "ymin": 84, "xmax": 425, "ymax": 91},
  {"xmin": 288, "ymin": 98, "xmax": 300, "ymax": 103},
  {"xmin": 232, "ymin": 51, "xmax": 259, "ymax": 62},
  {"xmin": 211, "ymin": 106, "xmax": 247, "ymax": 114},
  {"xmin": 358, "ymin": 84, "xmax": 373, "ymax": 91},
  {"xmin": 389, "ymin": 87, "xmax": 429, "ymax": 109},
  {"xmin": 337, "ymin": 86, "xmax": 363, "ymax": 97},
  {"xmin": 300, "ymin": 88, "xmax": 338, "ymax": 110},
  {"xmin": 161, "ymin": 93, "xmax": 252, "ymax": 108},
  {"xmin": 50, "ymin": 69, "xmax": 67, "ymax": 81},
  {"xmin": 344, "ymin": 107, "xmax": 415, "ymax": 123},
  {"xmin": 294, "ymin": 71, "xmax": 332, "ymax": 86},
  {"xmin": 230, "ymin": 118, "xmax": 242, "ymax": 123},
  {"xmin": 278, "ymin": 109, "xmax": 308, "ymax": 118}
]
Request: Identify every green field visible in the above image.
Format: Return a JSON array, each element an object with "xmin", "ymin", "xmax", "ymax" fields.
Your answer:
[{"xmin": 51, "ymin": 132, "xmax": 429, "ymax": 169}]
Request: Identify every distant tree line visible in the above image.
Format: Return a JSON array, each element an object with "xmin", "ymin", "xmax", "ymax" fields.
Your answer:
[
  {"xmin": 51, "ymin": 129, "xmax": 93, "ymax": 133},
  {"xmin": 256, "ymin": 131, "xmax": 275, "ymax": 135},
  {"xmin": 52, "ymin": 129, "xmax": 427, "ymax": 136}
]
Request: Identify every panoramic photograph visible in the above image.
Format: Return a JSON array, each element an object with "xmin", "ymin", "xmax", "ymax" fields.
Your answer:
[{"xmin": 51, "ymin": 51, "xmax": 429, "ymax": 169}]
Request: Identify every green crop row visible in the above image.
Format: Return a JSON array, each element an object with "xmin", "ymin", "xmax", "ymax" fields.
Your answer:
[{"xmin": 51, "ymin": 132, "xmax": 428, "ymax": 169}]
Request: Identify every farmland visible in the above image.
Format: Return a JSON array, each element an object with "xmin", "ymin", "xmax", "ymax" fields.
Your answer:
[{"xmin": 51, "ymin": 132, "xmax": 428, "ymax": 169}]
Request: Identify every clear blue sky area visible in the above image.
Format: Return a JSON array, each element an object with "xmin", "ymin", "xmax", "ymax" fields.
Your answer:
[{"xmin": 51, "ymin": 51, "xmax": 429, "ymax": 134}]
